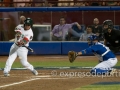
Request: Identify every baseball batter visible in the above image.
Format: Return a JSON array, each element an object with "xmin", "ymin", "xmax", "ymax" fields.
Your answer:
[{"xmin": 3, "ymin": 18, "xmax": 38, "ymax": 77}]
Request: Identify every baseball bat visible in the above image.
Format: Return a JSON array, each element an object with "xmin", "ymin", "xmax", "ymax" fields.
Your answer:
[{"xmin": 22, "ymin": 45, "xmax": 34, "ymax": 52}]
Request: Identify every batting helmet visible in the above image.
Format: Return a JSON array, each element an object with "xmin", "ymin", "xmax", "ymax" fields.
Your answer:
[
  {"xmin": 24, "ymin": 18, "xmax": 33, "ymax": 27},
  {"xmin": 88, "ymin": 34, "xmax": 99, "ymax": 46},
  {"xmin": 103, "ymin": 20, "xmax": 113, "ymax": 33}
]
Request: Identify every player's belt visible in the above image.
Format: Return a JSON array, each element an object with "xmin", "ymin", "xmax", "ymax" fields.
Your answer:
[{"xmin": 101, "ymin": 50, "xmax": 110, "ymax": 56}]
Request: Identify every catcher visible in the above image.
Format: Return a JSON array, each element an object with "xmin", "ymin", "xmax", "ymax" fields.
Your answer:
[{"xmin": 68, "ymin": 35, "xmax": 117, "ymax": 75}]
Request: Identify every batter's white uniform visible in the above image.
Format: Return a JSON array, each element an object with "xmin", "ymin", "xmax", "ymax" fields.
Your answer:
[{"xmin": 4, "ymin": 25, "xmax": 35, "ymax": 74}]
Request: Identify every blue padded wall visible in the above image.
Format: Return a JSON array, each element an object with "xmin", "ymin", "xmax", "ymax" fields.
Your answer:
[
  {"xmin": 0, "ymin": 7, "xmax": 15, "ymax": 12},
  {"xmin": 79, "ymin": 6, "xmax": 110, "ymax": 11},
  {"xmin": 0, "ymin": 6, "xmax": 120, "ymax": 12},
  {"xmin": 0, "ymin": 42, "xmax": 119, "ymax": 55},
  {"xmin": 47, "ymin": 7, "xmax": 79, "ymax": 11},
  {"xmin": 28, "ymin": 42, "xmax": 61, "ymax": 55},
  {"xmin": 16, "ymin": 7, "xmax": 47, "ymax": 11},
  {"xmin": 110, "ymin": 6, "xmax": 120, "ymax": 11},
  {"xmin": 61, "ymin": 42, "xmax": 89, "ymax": 55},
  {"xmin": 0, "ymin": 42, "xmax": 61, "ymax": 55},
  {"xmin": 0, "ymin": 42, "xmax": 13, "ymax": 55}
]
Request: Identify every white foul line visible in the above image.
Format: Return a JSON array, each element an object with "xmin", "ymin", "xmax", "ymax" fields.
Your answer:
[
  {"xmin": 0, "ymin": 78, "xmax": 40, "ymax": 88},
  {"xmin": 0, "ymin": 76, "xmax": 69, "ymax": 88}
]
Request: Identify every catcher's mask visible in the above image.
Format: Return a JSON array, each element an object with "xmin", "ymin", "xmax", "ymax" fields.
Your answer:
[
  {"xmin": 87, "ymin": 35, "xmax": 99, "ymax": 46},
  {"xmin": 103, "ymin": 20, "xmax": 113, "ymax": 33}
]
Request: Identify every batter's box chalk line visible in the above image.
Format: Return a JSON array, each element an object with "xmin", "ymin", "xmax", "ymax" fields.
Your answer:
[{"xmin": 0, "ymin": 76, "xmax": 68, "ymax": 88}]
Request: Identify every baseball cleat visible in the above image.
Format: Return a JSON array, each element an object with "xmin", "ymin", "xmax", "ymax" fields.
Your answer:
[
  {"xmin": 109, "ymin": 68, "xmax": 117, "ymax": 75},
  {"xmin": 32, "ymin": 69, "xmax": 38, "ymax": 75},
  {"xmin": 4, "ymin": 73, "xmax": 10, "ymax": 77}
]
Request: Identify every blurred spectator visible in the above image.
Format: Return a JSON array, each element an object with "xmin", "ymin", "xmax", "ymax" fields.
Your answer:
[
  {"xmin": 4, "ymin": 0, "xmax": 12, "ymax": 7},
  {"xmin": 79, "ymin": 26, "xmax": 94, "ymax": 41},
  {"xmin": 91, "ymin": 18, "xmax": 103, "ymax": 36},
  {"xmin": 13, "ymin": 0, "xmax": 32, "ymax": 7},
  {"xmin": 74, "ymin": 0, "xmax": 85, "ymax": 6},
  {"xmin": 0, "ymin": 0, "xmax": 3, "ymax": 7},
  {"xmin": 25, "ymin": 1, "xmax": 32, "ymax": 7},
  {"xmin": 68, "ymin": 24, "xmax": 83, "ymax": 41},
  {"xmin": 43, "ymin": 0, "xmax": 52, "ymax": 7},
  {"xmin": 32, "ymin": 0, "xmax": 54, "ymax": 7},
  {"xmin": 61, "ymin": 12, "xmax": 72, "ymax": 23},
  {"xmin": 9, "ymin": 15, "xmax": 26, "ymax": 41},
  {"xmin": 51, "ymin": 17, "xmax": 79, "ymax": 41},
  {"xmin": 84, "ymin": 2, "xmax": 89, "ymax": 6},
  {"xmin": 20, "ymin": 15, "xmax": 26, "ymax": 24},
  {"xmin": 90, "ymin": 0, "xmax": 101, "ymax": 6},
  {"xmin": 117, "ymin": 2, "xmax": 120, "ymax": 6},
  {"xmin": 102, "ymin": 1, "xmax": 118, "ymax": 6},
  {"xmin": 2, "ymin": 11, "xmax": 19, "ymax": 41},
  {"xmin": 13, "ymin": 0, "xmax": 25, "ymax": 7},
  {"xmin": 102, "ymin": 1, "xmax": 106, "ymax": 6},
  {"xmin": 33, "ymin": 0, "xmax": 44, "ymax": 7},
  {"xmin": 45, "ymin": 0, "xmax": 56, "ymax": 7},
  {"xmin": 58, "ymin": 0, "xmax": 74, "ymax": 7}
]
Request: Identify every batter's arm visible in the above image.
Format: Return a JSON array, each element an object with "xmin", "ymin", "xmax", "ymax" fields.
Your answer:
[
  {"xmin": 9, "ymin": 29, "xmax": 22, "ymax": 42},
  {"xmin": 9, "ymin": 39, "xmax": 15, "ymax": 42}
]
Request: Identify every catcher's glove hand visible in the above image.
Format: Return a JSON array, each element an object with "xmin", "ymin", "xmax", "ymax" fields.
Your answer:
[{"xmin": 68, "ymin": 51, "xmax": 78, "ymax": 63}]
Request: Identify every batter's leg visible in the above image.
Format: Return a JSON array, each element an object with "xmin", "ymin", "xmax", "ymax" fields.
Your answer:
[
  {"xmin": 3, "ymin": 44, "xmax": 18, "ymax": 76},
  {"xmin": 17, "ymin": 48, "xmax": 38, "ymax": 75}
]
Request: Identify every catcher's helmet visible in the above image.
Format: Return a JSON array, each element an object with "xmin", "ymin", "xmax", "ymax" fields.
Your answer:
[
  {"xmin": 24, "ymin": 18, "xmax": 33, "ymax": 27},
  {"xmin": 88, "ymin": 34, "xmax": 99, "ymax": 46},
  {"xmin": 103, "ymin": 20, "xmax": 113, "ymax": 33}
]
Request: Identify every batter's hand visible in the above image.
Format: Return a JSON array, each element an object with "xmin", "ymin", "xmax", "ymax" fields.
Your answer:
[
  {"xmin": 68, "ymin": 51, "xmax": 78, "ymax": 63},
  {"xmin": 17, "ymin": 40, "xmax": 24, "ymax": 46},
  {"xmin": 15, "ymin": 30, "xmax": 22, "ymax": 37}
]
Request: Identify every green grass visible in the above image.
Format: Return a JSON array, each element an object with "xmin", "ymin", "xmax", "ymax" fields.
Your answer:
[
  {"xmin": 0, "ymin": 61, "xmax": 96, "ymax": 68},
  {"xmin": 74, "ymin": 84, "xmax": 120, "ymax": 90},
  {"xmin": 0, "ymin": 60, "xmax": 120, "ymax": 68},
  {"xmin": 29, "ymin": 61, "xmax": 97, "ymax": 67}
]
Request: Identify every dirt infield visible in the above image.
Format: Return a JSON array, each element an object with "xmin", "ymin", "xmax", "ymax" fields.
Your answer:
[{"xmin": 0, "ymin": 55, "xmax": 120, "ymax": 90}]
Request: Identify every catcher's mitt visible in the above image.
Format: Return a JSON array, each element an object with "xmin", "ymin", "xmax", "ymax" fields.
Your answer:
[{"xmin": 68, "ymin": 51, "xmax": 78, "ymax": 63}]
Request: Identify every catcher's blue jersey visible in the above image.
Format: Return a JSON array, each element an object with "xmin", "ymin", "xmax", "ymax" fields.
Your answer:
[{"xmin": 81, "ymin": 42, "xmax": 115, "ymax": 61}]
